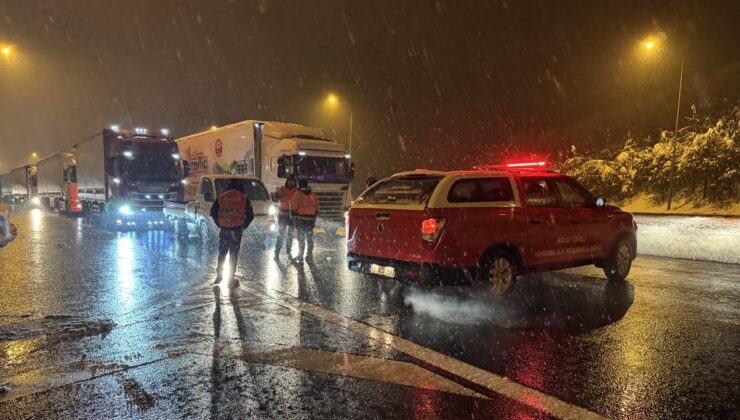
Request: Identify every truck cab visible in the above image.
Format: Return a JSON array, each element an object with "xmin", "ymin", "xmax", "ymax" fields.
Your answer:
[
  {"xmin": 165, "ymin": 175, "xmax": 272, "ymax": 243},
  {"xmin": 347, "ymin": 162, "xmax": 637, "ymax": 294},
  {"xmin": 271, "ymin": 137, "xmax": 353, "ymax": 219},
  {"xmin": 10, "ymin": 165, "xmax": 37, "ymax": 205}
]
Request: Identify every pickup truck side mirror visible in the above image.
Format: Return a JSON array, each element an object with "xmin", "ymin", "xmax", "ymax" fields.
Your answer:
[
  {"xmin": 595, "ymin": 197, "xmax": 607, "ymax": 208},
  {"xmin": 203, "ymin": 192, "xmax": 213, "ymax": 202},
  {"xmin": 365, "ymin": 176, "xmax": 378, "ymax": 189}
]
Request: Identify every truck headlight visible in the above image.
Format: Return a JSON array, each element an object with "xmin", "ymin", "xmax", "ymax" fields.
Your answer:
[
  {"xmin": 31, "ymin": 197, "xmax": 41, "ymax": 206},
  {"xmin": 119, "ymin": 205, "xmax": 133, "ymax": 215}
]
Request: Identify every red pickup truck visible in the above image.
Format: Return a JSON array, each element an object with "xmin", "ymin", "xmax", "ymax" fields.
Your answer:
[{"xmin": 346, "ymin": 163, "xmax": 637, "ymax": 294}]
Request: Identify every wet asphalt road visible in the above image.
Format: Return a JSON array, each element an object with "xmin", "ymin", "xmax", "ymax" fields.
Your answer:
[{"xmin": 1, "ymin": 208, "xmax": 738, "ymax": 419}]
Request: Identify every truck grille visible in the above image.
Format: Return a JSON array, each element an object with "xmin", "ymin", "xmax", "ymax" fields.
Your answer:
[
  {"xmin": 316, "ymin": 192, "xmax": 345, "ymax": 219},
  {"xmin": 128, "ymin": 191, "xmax": 178, "ymax": 212}
]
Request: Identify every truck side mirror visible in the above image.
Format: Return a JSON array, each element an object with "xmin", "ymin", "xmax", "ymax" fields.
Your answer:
[
  {"xmin": 595, "ymin": 197, "xmax": 607, "ymax": 208},
  {"xmin": 349, "ymin": 162, "xmax": 355, "ymax": 181},
  {"xmin": 107, "ymin": 157, "xmax": 117, "ymax": 176},
  {"xmin": 277, "ymin": 157, "xmax": 287, "ymax": 179},
  {"xmin": 181, "ymin": 160, "xmax": 190, "ymax": 177}
]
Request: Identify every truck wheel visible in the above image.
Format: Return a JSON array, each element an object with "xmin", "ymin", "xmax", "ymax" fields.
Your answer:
[
  {"xmin": 481, "ymin": 250, "xmax": 517, "ymax": 295},
  {"xmin": 603, "ymin": 237, "xmax": 633, "ymax": 282}
]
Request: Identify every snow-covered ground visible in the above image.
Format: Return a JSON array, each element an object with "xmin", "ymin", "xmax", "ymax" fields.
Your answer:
[{"xmin": 635, "ymin": 215, "xmax": 740, "ymax": 264}]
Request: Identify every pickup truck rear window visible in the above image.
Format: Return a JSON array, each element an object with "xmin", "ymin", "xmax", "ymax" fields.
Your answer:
[
  {"xmin": 356, "ymin": 175, "xmax": 442, "ymax": 205},
  {"xmin": 215, "ymin": 179, "xmax": 270, "ymax": 201},
  {"xmin": 447, "ymin": 177, "xmax": 514, "ymax": 203}
]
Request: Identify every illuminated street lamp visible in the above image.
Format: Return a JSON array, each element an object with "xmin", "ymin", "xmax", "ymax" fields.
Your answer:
[
  {"xmin": 324, "ymin": 93, "xmax": 353, "ymax": 157},
  {"xmin": 641, "ymin": 37, "xmax": 684, "ymax": 211}
]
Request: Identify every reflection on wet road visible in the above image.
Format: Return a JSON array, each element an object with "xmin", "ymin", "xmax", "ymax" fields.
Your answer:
[{"xmin": 1, "ymin": 209, "xmax": 739, "ymax": 418}]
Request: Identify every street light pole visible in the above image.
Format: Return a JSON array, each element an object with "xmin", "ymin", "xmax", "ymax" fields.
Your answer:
[
  {"xmin": 666, "ymin": 58, "xmax": 684, "ymax": 211},
  {"xmin": 348, "ymin": 109, "xmax": 353, "ymax": 157}
]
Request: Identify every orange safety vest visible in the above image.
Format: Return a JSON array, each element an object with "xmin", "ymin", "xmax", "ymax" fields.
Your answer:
[
  {"xmin": 217, "ymin": 190, "xmax": 248, "ymax": 228},
  {"xmin": 290, "ymin": 190, "xmax": 320, "ymax": 218},
  {"xmin": 275, "ymin": 186, "xmax": 297, "ymax": 212}
]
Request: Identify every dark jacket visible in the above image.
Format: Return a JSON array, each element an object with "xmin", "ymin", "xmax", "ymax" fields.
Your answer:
[{"xmin": 210, "ymin": 190, "xmax": 254, "ymax": 230}]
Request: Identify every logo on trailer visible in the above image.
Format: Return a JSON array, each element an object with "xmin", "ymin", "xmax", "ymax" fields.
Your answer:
[{"xmin": 215, "ymin": 139, "xmax": 223, "ymax": 157}]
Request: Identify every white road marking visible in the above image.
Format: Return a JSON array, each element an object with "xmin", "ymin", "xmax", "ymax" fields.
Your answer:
[{"xmin": 239, "ymin": 279, "xmax": 605, "ymax": 420}]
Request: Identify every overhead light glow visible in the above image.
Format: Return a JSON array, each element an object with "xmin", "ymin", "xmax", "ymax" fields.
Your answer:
[
  {"xmin": 161, "ymin": 128, "xmax": 170, "ymax": 136},
  {"xmin": 110, "ymin": 125, "xmax": 120, "ymax": 131},
  {"xmin": 134, "ymin": 127, "xmax": 148, "ymax": 134},
  {"xmin": 118, "ymin": 205, "xmax": 132, "ymax": 215},
  {"xmin": 112, "ymin": 177, "xmax": 121, "ymax": 184},
  {"xmin": 298, "ymin": 151, "xmax": 307, "ymax": 156},
  {"xmin": 122, "ymin": 150, "xmax": 134, "ymax": 159},
  {"xmin": 345, "ymin": 154, "xmax": 351, "ymax": 159}
]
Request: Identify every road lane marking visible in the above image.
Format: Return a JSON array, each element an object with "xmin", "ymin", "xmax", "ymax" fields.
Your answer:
[{"xmin": 238, "ymin": 278, "xmax": 605, "ymax": 420}]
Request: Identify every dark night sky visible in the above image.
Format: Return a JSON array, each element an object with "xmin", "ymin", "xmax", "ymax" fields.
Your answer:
[{"xmin": 1, "ymin": 0, "xmax": 738, "ymax": 181}]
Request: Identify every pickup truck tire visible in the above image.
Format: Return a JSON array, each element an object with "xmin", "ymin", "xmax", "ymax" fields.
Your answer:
[
  {"xmin": 174, "ymin": 218, "xmax": 188, "ymax": 241},
  {"xmin": 481, "ymin": 250, "xmax": 517, "ymax": 295},
  {"xmin": 198, "ymin": 220, "xmax": 213, "ymax": 245},
  {"xmin": 603, "ymin": 237, "xmax": 633, "ymax": 282}
]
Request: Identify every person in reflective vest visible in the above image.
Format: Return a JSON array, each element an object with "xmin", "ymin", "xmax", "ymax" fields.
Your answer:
[
  {"xmin": 210, "ymin": 179, "xmax": 254, "ymax": 287},
  {"xmin": 270, "ymin": 175, "xmax": 297, "ymax": 260},
  {"xmin": 289, "ymin": 178, "xmax": 320, "ymax": 263}
]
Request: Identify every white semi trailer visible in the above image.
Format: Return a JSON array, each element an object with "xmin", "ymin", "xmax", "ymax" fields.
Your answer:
[{"xmin": 177, "ymin": 121, "xmax": 353, "ymax": 219}]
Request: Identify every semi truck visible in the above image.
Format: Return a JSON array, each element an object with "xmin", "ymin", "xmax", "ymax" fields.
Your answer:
[
  {"xmin": 0, "ymin": 173, "xmax": 11, "ymax": 202},
  {"xmin": 36, "ymin": 151, "xmax": 82, "ymax": 214},
  {"xmin": 10, "ymin": 165, "xmax": 38, "ymax": 205},
  {"xmin": 74, "ymin": 127, "xmax": 182, "ymax": 228},
  {"xmin": 177, "ymin": 121, "xmax": 353, "ymax": 220}
]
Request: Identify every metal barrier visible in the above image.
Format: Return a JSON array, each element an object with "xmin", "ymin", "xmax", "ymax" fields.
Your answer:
[{"xmin": 0, "ymin": 203, "xmax": 11, "ymax": 243}]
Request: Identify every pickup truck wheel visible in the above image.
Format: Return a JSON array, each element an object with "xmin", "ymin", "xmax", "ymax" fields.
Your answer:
[
  {"xmin": 174, "ymin": 218, "xmax": 188, "ymax": 241},
  {"xmin": 482, "ymin": 251, "xmax": 517, "ymax": 295},
  {"xmin": 604, "ymin": 238, "xmax": 633, "ymax": 282},
  {"xmin": 198, "ymin": 221, "xmax": 212, "ymax": 245}
]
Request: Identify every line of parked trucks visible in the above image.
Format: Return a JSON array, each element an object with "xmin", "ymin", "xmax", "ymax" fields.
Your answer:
[{"xmin": 0, "ymin": 120, "xmax": 354, "ymax": 237}]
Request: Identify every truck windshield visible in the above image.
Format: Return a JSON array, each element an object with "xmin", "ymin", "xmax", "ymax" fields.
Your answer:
[
  {"xmin": 124, "ymin": 154, "xmax": 180, "ymax": 181},
  {"xmin": 293, "ymin": 156, "xmax": 349, "ymax": 183},
  {"xmin": 356, "ymin": 175, "xmax": 442, "ymax": 205},
  {"xmin": 215, "ymin": 179, "xmax": 270, "ymax": 201}
]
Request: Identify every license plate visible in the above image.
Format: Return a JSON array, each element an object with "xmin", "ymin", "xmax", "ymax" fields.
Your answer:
[{"xmin": 369, "ymin": 264, "xmax": 396, "ymax": 278}]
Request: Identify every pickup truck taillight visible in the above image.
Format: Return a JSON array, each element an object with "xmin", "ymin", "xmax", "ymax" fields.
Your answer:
[
  {"xmin": 345, "ymin": 211, "xmax": 352, "ymax": 238},
  {"xmin": 421, "ymin": 217, "xmax": 446, "ymax": 250}
]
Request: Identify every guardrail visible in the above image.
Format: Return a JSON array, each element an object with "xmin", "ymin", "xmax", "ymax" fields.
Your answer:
[{"xmin": 0, "ymin": 204, "xmax": 15, "ymax": 246}]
